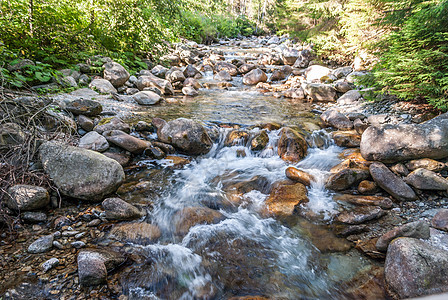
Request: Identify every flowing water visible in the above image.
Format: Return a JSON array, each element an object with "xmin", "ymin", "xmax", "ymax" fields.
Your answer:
[{"xmin": 114, "ymin": 43, "xmax": 377, "ymax": 299}]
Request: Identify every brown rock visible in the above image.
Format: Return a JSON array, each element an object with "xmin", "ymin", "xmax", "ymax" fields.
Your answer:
[
  {"xmin": 326, "ymin": 168, "xmax": 370, "ymax": 191},
  {"xmin": 332, "ymin": 131, "xmax": 361, "ymax": 147},
  {"xmin": 432, "ymin": 209, "xmax": 448, "ymax": 231},
  {"xmin": 224, "ymin": 130, "xmax": 250, "ymax": 147},
  {"xmin": 102, "ymin": 197, "xmax": 145, "ymax": 220},
  {"xmin": 390, "ymin": 163, "xmax": 409, "ymax": 177},
  {"xmin": 376, "ymin": 220, "xmax": 430, "ymax": 252},
  {"xmin": 109, "ymin": 223, "xmax": 161, "ymax": 244},
  {"xmin": 358, "ymin": 180, "xmax": 380, "ymax": 194},
  {"xmin": 103, "ymin": 130, "xmax": 151, "ymax": 154},
  {"xmin": 174, "ymin": 207, "xmax": 225, "ymax": 236},
  {"xmin": 285, "ymin": 166, "xmax": 315, "ymax": 186},
  {"xmin": 334, "ymin": 194, "xmax": 393, "ymax": 209},
  {"xmin": 277, "ymin": 127, "xmax": 308, "ymax": 163},
  {"xmin": 320, "ymin": 110, "xmax": 353, "ymax": 131},
  {"xmin": 250, "ymin": 130, "xmax": 269, "ymax": 151},
  {"xmin": 337, "ymin": 206, "xmax": 386, "ymax": 224},
  {"xmin": 265, "ymin": 180, "xmax": 308, "ymax": 216},
  {"xmin": 405, "ymin": 168, "xmax": 448, "ymax": 190},
  {"xmin": 406, "ymin": 158, "xmax": 446, "ymax": 172}
]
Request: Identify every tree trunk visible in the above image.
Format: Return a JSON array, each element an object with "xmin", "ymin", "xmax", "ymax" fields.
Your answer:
[{"xmin": 28, "ymin": 0, "xmax": 33, "ymax": 37}]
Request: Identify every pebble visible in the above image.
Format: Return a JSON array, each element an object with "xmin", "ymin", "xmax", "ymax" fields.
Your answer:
[
  {"xmin": 87, "ymin": 219, "xmax": 101, "ymax": 227},
  {"xmin": 53, "ymin": 231, "xmax": 61, "ymax": 238},
  {"xmin": 62, "ymin": 230, "xmax": 79, "ymax": 237},
  {"xmin": 28, "ymin": 235, "xmax": 53, "ymax": 253},
  {"xmin": 71, "ymin": 241, "xmax": 86, "ymax": 249},
  {"xmin": 75, "ymin": 232, "xmax": 86, "ymax": 239},
  {"xmin": 42, "ymin": 258, "xmax": 60, "ymax": 273},
  {"xmin": 21, "ymin": 212, "xmax": 47, "ymax": 223},
  {"xmin": 53, "ymin": 241, "xmax": 64, "ymax": 249}
]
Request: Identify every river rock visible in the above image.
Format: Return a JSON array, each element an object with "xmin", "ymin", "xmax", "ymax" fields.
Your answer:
[
  {"xmin": 225, "ymin": 130, "xmax": 250, "ymax": 147},
  {"xmin": 103, "ymin": 62, "xmax": 130, "ymax": 87},
  {"xmin": 333, "ymin": 66, "xmax": 353, "ymax": 79},
  {"xmin": 385, "ymin": 238, "xmax": 448, "ymax": 298},
  {"xmin": 77, "ymin": 249, "xmax": 125, "ymax": 286},
  {"xmin": 109, "ymin": 223, "xmax": 161, "ymax": 243},
  {"xmin": 243, "ymin": 68, "xmax": 268, "ymax": 85},
  {"xmin": 250, "ymin": 130, "xmax": 269, "ymax": 151},
  {"xmin": 153, "ymin": 118, "xmax": 213, "ymax": 155},
  {"xmin": 103, "ymin": 130, "xmax": 151, "ymax": 154},
  {"xmin": 337, "ymin": 206, "xmax": 385, "ymax": 224},
  {"xmin": 28, "ymin": 234, "xmax": 53, "ymax": 253},
  {"xmin": 334, "ymin": 194, "xmax": 393, "ymax": 209},
  {"xmin": 285, "ymin": 167, "xmax": 314, "ymax": 186},
  {"xmin": 358, "ymin": 180, "xmax": 380, "ymax": 194},
  {"xmin": 166, "ymin": 69, "xmax": 186, "ymax": 83},
  {"xmin": 353, "ymin": 118, "xmax": 369, "ymax": 135},
  {"xmin": 376, "ymin": 221, "xmax": 430, "ymax": 252},
  {"xmin": 6, "ymin": 185, "xmax": 49, "ymax": 211},
  {"xmin": 305, "ymin": 84, "xmax": 337, "ymax": 102},
  {"xmin": 222, "ymin": 175, "xmax": 271, "ymax": 205},
  {"xmin": 183, "ymin": 78, "xmax": 202, "ymax": 90},
  {"xmin": 174, "ymin": 207, "xmax": 225, "ymax": 236},
  {"xmin": 277, "ymin": 127, "xmax": 308, "ymax": 163},
  {"xmin": 293, "ymin": 49, "xmax": 312, "ymax": 68},
  {"xmin": 304, "ymin": 65, "xmax": 331, "ymax": 82},
  {"xmin": 332, "ymin": 131, "xmax": 361, "ymax": 147},
  {"xmin": 270, "ymin": 65, "xmax": 292, "ymax": 81},
  {"xmin": 39, "ymin": 141, "xmax": 125, "ymax": 201},
  {"xmin": 337, "ymin": 90, "xmax": 361, "ymax": 105},
  {"xmin": 334, "ymin": 81, "xmax": 353, "ymax": 93},
  {"xmin": 369, "ymin": 162, "xmax": 417, "ymax": 201},
  {"xmin": 102, "ymin": 197, "xmax": 145, "ymax": 220},
  {"xmin": 282, "ymin": 88, "xmax": 306, "ymax": 100},
  {"xmin": 42, "ymin": 258, "xmax": 59, "ymax": 273},
  {"xmin": 182, "ymin": 86, "xmax": 199, "ymax": 97},
  {"xmin": 320, "ymin": 110, "xmax": 353, "ymax": 130},
  {"xmin": 326, "ymin": 168, "xmax": 370, "ymax": 191},
  {"xmin": 238, "ymin": 63, "xmax": 257, "ymax": 74},
  {"xmin": 406, "ymin": 158, "xmax": 446, "ymax": 172},
  {"xmin": 432, "ymin": 209, "xmax": 448, "ymax": 231},
  {"xmin": 183, "ymin": 64, "xmax": 200, "ymax": 78},
  {"xmin": 390, "ymin": 163, "xmax": 409, "ymax": 177},
  {"xmin": 0, "ymin": 123, "xmax": 26, "ymax": 149},
  {"xmin": 132, "ymin": 91, "xmax": 161, "ymax": 105},
  {"xmin": 360, "ymin": 113, "xmax": 448, "ymax": 163},
  {"xmin": 151, "ymin": 65, "xmax": 168, "ymax": 78},
  {"xmin": 65, "ymin": 99, "xmax": 102, "ymax": 116},
  {"xmin": 77, "ymin": 115, "xmax": 94, "ymax": 132},
  {"xmin": 265, "ymin": 181, "xmax": 308, "ymax": 216},
  {"xmin": 282, "ymin": 48, "xmax": 301, "ymax": 65},
  {"xmin": 21, "ymin": 211, "xmax": 47, "ymax": 223},
  {"xmin": 405, "ymin": 168, "xmax": 448, "ymax": 190},
  {"xmin": 215, "ymin": 61, "xmax": 238, "ymax": 76},
  {"xmin": 214, "ymin": 70, "xmax": 232, "ymax": 81},
  {"xmin": 79, "ymin": 131, "xmax": 109, "ymax": 152},
  {"xmin": 136, "ymin": 74, "xmax": 174, "ymax": 95},
  {"xmin": 94, "ymin": 117, "xmax": 130, "ymax": 134},
  {"xmin": 89, "ymin": 79, "xmax": 117, "ymax": 94}
]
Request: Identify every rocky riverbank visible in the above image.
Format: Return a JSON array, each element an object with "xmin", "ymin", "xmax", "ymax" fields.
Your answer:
[{"xmin": 1, "ymin": 35, "xmax": 448, "ymax": 299}]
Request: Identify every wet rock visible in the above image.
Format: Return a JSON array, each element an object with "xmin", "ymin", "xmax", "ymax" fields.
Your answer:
[
  {"xmin": 28, "ymin": 234, "xmax": 53, "ymax": 253},
  {"xmin": 0, "ymin": 123, "xmax": 26, "ymax": 149},
  {"xmin": 77, "ymin": 248, "xmax": 125, "ymax": 286},
  {"xmin": 77, "ymin": 115, "xmax": 94, "ymax": 132},
  {"xmin": 21, "ymin": 211, "xmax": 47, "ymax": 223},
  {"xmin": 152, "ymin": 141, "xmax": 176, "ymax": 154},
  {"xmin": 332, "ymin": 131, "xmax": 361, "ymax": 147},
  {"xmin": 145, "ymin": 145, "xmax": 166, "ymax": 159},
  {"xmin": 304, "ymin": 65, "xmax": 331, "ymax": 82},
  {"xmin": 136, "ymin": 74, "xmax": 174, "ymax": 95},
  {"xmin": 385, "ymin": 238, "xmax": 448, "ymax": 298},
  {"xmin": 293, "ymin": 49, "xmax": 312, "ymax": 68},
  {"xmin": 166, "ymin": 69, "xmax": 186, "ymax": 83},
  {"xmin": 109, "ymin": 223, "xmax": 161, "ymax": 244},
  {"xmin": 405, "ymin": 168, "xmax": 448, "ymax": 190},
  {"xmin": 353, "ymin": 118, "xmax": 369, "ymax": 135},
  {"xmin": 222, "ymin": 175, "xmax": 271, "ymax": 205},
  {"xmin": 71, "ymin": 241, "xmax": 86, "ymax": 249},
  {"xmin": 89, "ymin": 79, "xmax": 117, "ymax": 94},
  {"xmin": 103, "ymin": 130, "xmax": 151, "ymax": 154},
  {"xmin": 215, "ymin": 61, "xmax": 238, "ymax": 76},
  {"xmin": 65, "ymin": 99, "xmax": 102, "ymax": 117},
  {"xmin": 282, "ymin": 88, "xmax": 305, "ymax": 100},
  {"xmin": 265, "ymin": 180, "xmax": 308, "ymax": 216},
  {"xmin": 102, "ymin": 197, "xmax": 145, "ymax": 220},
  {"xmin": 369, "ymin": 162, "xmax": 417, "ymax": 201},
  {"xmin": 406, "ymin": 158, "xmax": 446, "ymax": 172},
  {"xmin": 132, "ymin": 91, "xmax": 161, "ymax": 105},
  {"xmin": 297, "ymin": 219, "xmax": 352, "ymax": 252},
  {"xmin": 182, "ymin": 86, "xmax": 199, "ymax": 97},
  {"xmin": 94, "ymin": 117, "xmax": 130, "ymax": 134},
  {"xmin": 183, "ymin": 64, "xmax": 200, "ymax": 78},
  {"xmin": 277, "ymin": 127, "xmax": 308, "ymax": 163},
  {"xmin": 358, "ymin": 180, "xmax": 380, "ymax": 194},
  {"xmin": 6, "ymin": 185, "xmax": 49, "ymax": 211},
  {"xmin": 334, "ymin": 194, "xmax": 393, "ymax": 209},
  {"xmin": 42, "ymin": 258, "xmax": 59, "ymax": 273},
  {"xmin": 360, "ymin": 113, "xmax": 448, "ymax": 163},
  {"xmin": 304, "ymin": 83, "xmax": 337, "ymax": 102},
  {"xmin": 153, "ymin": 118, "xmax": 213, "ymax": 155},
  {"xmin": 103, "ymin": 62, "xmax": 130, "ymax": 87},
  {"xmin": 320, "ymin": 110, "xmax": 353, "ymax": 130},
  {"xmin": 102, "ymin": 151, "xmax": 130, "ymax": 166},
  {"xmin": 243, "ymin": 68, "xmax": 268, "ymax": 85},
  {"xmin": 250, "ymin": 130, "xmax": 269, "ymax": 151},
  {"xmin": 183, "ymin": 77, "xmax": 202, "ymax": 90},
  {"xmin": 39, "ymin": 141, "xmax": 125, "ymax": 201},
  {"xmin": 326, "ymin": 168, "xmax": 370, "ymax": 191},
  {"xmin": 376, "ymin": 221, "xmax": 430, "ymax": 252},
  {"xmin": 285, "ymin": 166, "xmax": 315, "ymax": 186},
  {"xmin": 225, "ymin": 130, "xmax": 250, "ymax": 147},
  {"xmin": 432, "ymin": 209, "xmax": 448, "ymax": 231},
  {"xmin": 337, "ymin": 206, "xmax": 385, "ymax": 224},
  {"xmin": 214, "ymin": 70, "xmax": 232, "ymax": 81},
  {"xmin": 151, "ymin": 65, "xmax": 168, "ymax": 78},
  {"xmin": 134, "ymin": 121, "xmax": 153, "ymax": 132},
  {"xmin": 79, "ymin": 131, "xmax": 109, "ymax": 152},
  {"xmin": 390, "ymin": 163, "xmax": 409, "ymax": 177},
  {"xmin": 337, "ymin": 90, "xmax": 361, "ymax": 105},
  {"xmin": 270, "ymin": 65, "xmax": 292, "ymax": 81},
  {"xmin": 174, "ymin": 207, "xmax": 225, "ymax": 236},
  {"xmin": 238, "ymin": 63, "xmax": 256, "ymax": 74}
]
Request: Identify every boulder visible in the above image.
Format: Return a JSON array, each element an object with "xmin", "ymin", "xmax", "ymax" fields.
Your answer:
[
  {"xmin": 214, "ymin": 70, "xmax": 232, "ymax": 81},
  {"xmin": 304, "ymin": 65, "xmax": 331, "ymax": 82},
  {"xmin": 385, "ymin": 238, "xmax": 448, "ymax": 298},
  {"xmin": 432, "ymin": 209, "xmax": 448, "ymax": 231},
  {"xmin": 305, "ymin": 84, "xmax": 337, "ymax": 102},
  {"xmin": 353, "ymin": 118, "xmax": 369, "ymax": 135},
  {"xmin": 215, "ymin": 61, "xmax": 238, "ymax": 76},
  {"xmin": 334, "ymin": 81, "xmax": 353, "ymax": 93},
  {"xmin": 182, "ymin": 86, "xmax": 199, "ymax": 97},
  {"xmin": 265, "ymin": 181, "xmax": 308, "ymax": 216},
  {"xmin": 151, "ymin": 65, "xmax": 168, "ymax": 78},
  {"xmin": 166, "ymin": 69, "xmax": 186, "ymax": 83},
  {"xmin": 89, "ymin": 79, "xmax": 117, "ymax": 94},
  {"xmin": 285, "ymin": 167, "xmax": 314, "ymax": 186},
  {"xmin": 360, "ymin": 113, "xmax": 448, "ymax": 163},
  {"xmin": 136, "ymin": 74, "xmax": 174, "ymax": 95},
  {"xmin": 103, "ymin": 62, "xmax": 130, "ymax": 87},
  {"xmin": 183, "ymin": 78, "xmax": 202, "ymax": 90},
  {"xmin": 79, "ymin": 131, "xmax": 109, "ymax": 152},
  {"xmin": 369, "ymin": 162, "xmax": 417, "ymax": 201},
  {"xmin": 224, "ymin": 130, "xmax": 250, "ymax": 147},
  {"xmin": 277, "ymin": 127, "xmax": 308, "ymax": 163},
  {"xmin": 243, "ymin": 68, "xmax": 268, "ymax": 85},
  {"xmin": 326, "ymin": 168, "xmax": 370, "ymax": 191},
  {"xmin": 405, "ymin": 168, "xmax": 448, "ymax": 190},
  {"xmin": 109, "ymin": 223, "xmax": 161, "ymax": 244},
  {"xmin": 103, "ymin": 130, "xmax": 151, "ymax": 154},
  {"xmin": 28, "ymin": 234, "xmax": 53, "ymax": 253},
  {"xmin": 153, "ymin": 118, "xmax": 213, "ymax": 155},
  {"xmin": 337, "ymin": 90, "xmax": 361, "ymax": 105},
  {"xmin": 376, "ymin": 221, "xmax": 430, "ymax": 252},
  {"xmin": 320, "ymin": 110, "xmax": 353, "ymax": 130},
  {"xmin": 94, "ymin": 117, "xmax": 130, "ymax": 134},
  {"xmin": 270, "ymin": 65, "xmax": 293, "ymax": 82},
  {"xmin": 77, "ymin": 249, "xmax": 125, "ymax": 286},
  {"xmin": 282, "ymin": 48, "xmax": 301, "ymax": 65},
  {"xmin": 331, "ymin": 131, "xmax": 361, "ymax": 147},
  {"xmin": 0, "ymin": 123, "xmax": 26, "ymax": 149},
  {"xmin": 250, "ymin": 130, "xmax": 269, "ymax": 151},
  {"xmin": 102, "ymin": 197, "xmax": 144, "ymax": 220},
  {"xmin": 238, "ymin": 63, "xmax": 257, "ymax": 74},
  {"xmin": 282, "ymin": 88, "xmax": 305, "ymax": 100},
  {"xmin": 39, "ymin": 141, "xmax": 125, "ymax": 201},
  {"xmin": 293, "ymin": 49, "xmax": 312, "ymax": 68},
  {"xmin": 333, "ymin": 66, "xmax": 353, "ymax": 79},
  {"xmin": 6, "ymin": 185, "xmax": 49, "ymax": 211},
  {"xmin": 131, "ymin": 91, "xmax": 161, "ymax": 105},
  {"xmin": 174, "ymin": 207, "xmax": 225, "ymax": 236},
  {"xmin": 406, "ymin": 158, "xmax": 446, "ymax": 172},
  {"xmin": 77, "ymin": 115, "xmax": 94, "ymax": 132},
  {"xmin": 183, "ymin": 64, "xmax": 201, "ymax": 78},
  {"xmin": 7, "ymin": 59, "xmax": 35, "ymax": 72}
]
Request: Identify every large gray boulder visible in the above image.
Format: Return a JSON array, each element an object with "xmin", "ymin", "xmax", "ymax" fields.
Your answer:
[
  {"xmin": 360, "ymin": 113, "xmax": 448, "ymax": 163},
  {"xmin": 405, "ymin": 168, "xmax": 448, "ymax": 191},
  {"xmin": 385, "ymin": 238, "xmax": 448, "ymax": 299},
  {"xmin": 376, "ymin": 220, "xmax": 430, "ymax": 252},
  {"xmin": 77, "ymin": 249, "xmax": 125, "ymax": 286},
  {"xmin": 103, "ymin": 62, "xmax": 130, "ymax": 87},
  {"xmin": 305, "ymin": 84, "xmax": 337, "ymax": 102},
  {"xmin": 89, "ymin": 79, "xmax": 117, "ymax": 94},
  {"xmin": 243, "ymin": 68, "xmax": 268, "ymax": 85},
  {"xmin": 152, "ymin": 118, "xmax": 212, "ymax": 155},
  {"xmin": 136, "ymin": 74, "xmax": 174, "ymax": 95},
  {"xmin": 39, "ymin": 141, "xmax": 125, "ymax": 201},
  {"xmin": 369, "ymin": 162, "xmax": 417, "ymax": 201}
]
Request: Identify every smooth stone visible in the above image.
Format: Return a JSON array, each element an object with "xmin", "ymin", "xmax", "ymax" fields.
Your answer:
[
  {"xmin": 277, "ymin": 127, "xmax": 308, "ymax": 163},
  {"xmin": 242, "ymin": 68, "xmax": 268, "ymax": 85},
  {"xmin": 214, "ymin": 70, "xmax": 232, "ymax": 81},
  {"xmin": 334, "ymin": 194, "xmax": 393, "ymax": 209},
  {"xmin": 77, "ymin": 249, "xmax": 125, "ymax": 286},
  {"xmin": 65, "ymin": 99, "xmax": 102, "ymax": 117},
  {"xmin": 71, "ymin": 241, "xmax": 86, "ymax": 249},
  {"xmin": 304, "ymin": 65, "xmax": 331, "ymax": 82},
  {"xmin": 305, "ymin": 83, "xmax": 337, "ymax": 102},
  {"xmin": 337, "ymin": 90, "xmax": 361, "ymax": 105},
  {"xmin": 376, "ymin": 221, "xmax": 430, "ymax": 252},
  {"xmin": 6, "ymin": 185, "xmax": 49, "ymax": 211},
  {"xmin": 109, "ymin": 223, "xmax": 161, "ymax": 244},
  {"xmin": 357, "ymin": 180, "xmax": 380, "ymax": 194},
  {"xmin": 28, "ymin": 234, "xmax": 53, "ymax": 253},
  {"xmin": 431, "ymin": 209, "xmax": 448, "ymax": 231},
  {"xmin": 182, "ymin": 86, "xmax": 199, "ymax": 97},
  {"xmin": 332, "ymin": 131, "xmax": 361, "ymax": 147},
  {"xmin": 103, "ymin": 62, "xmax": 130, "ymax": 87},
  {"xmin": 285, "ymin": 167, "xmax": 315, "ymax": 186},
  {"xmin": 103, "ymin": 130, "xmax": 151, "ymax": 154},
  {"xmin": 405, "ymin": 168, "xmax": 448, "ymax": 190},
  {"xmin": 320, "ymin": 110, "xmax": 353, "ymax": 130},
  {"xmin": 42, "ymin": 258, "xmax": 60, "ymax": 273},
  {"xmin": 79, "ymin": 131, "xmax": 109, "ymax": 152},
  {"xmin": 337, "ymin": 206, "xmax": 385, "ymax": 225},
  {"xmin": 406, "ymin": 158, "xmax": 446, "ymax": 172},
  {"xmin": 77, "ymin": 115, "xmax": 94, "ymax": 132},
  {"xmin": 94, "ymin": 117, "xmax": 130, "ymax": 134},
  {"xmin": 21, "ymin": 211, "xmax": 47, "ymax": 223},
  {"xmin": 326, "ymin": 168, "xmax": 370, "ymax": 191},
  {"xmin": 132, "ymin": 91, "xmax": 161, "ymax": 105},
  {"xmin": 102, "ymin": 197, "xmax": 144, "ymax": 220},
  {"xmin": 174, "ymin": 207, "xmax": 225, "ymax": 236},
  {"xmin": 224, "ymin": 130, "xmax": 250, "ymax": 147},
  {"xmin": 89, "ymin": 79, "xmax": 117, "ymax": 94}
]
